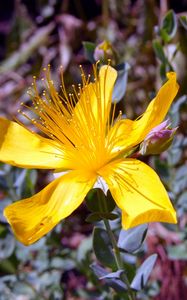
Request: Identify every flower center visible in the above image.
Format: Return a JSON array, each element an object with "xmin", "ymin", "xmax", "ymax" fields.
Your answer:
[{"xmin": 18, "ymin": 64, "xmax": 121, "ymax": 172}]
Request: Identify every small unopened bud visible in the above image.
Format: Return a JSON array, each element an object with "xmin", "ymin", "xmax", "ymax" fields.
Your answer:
[
  {"xmin": 94, "ymin": 40, "xmax": 116, "ymax": 64},
  {"xmin": 140, "ymin": 119, "xmax": 177, "ymax": 155}
]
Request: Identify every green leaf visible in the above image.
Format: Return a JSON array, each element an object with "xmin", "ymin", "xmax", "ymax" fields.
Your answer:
[
  {"xmin": 0, "ymin": 176, "xmax": 8, "ymax": 190},
  {"xmin": 159, "ymin": 63, "xmax": 167, "ymax": 80},
  {"xmin": 91, "ymin": 263, "xmax": 127, "ymax": 292},
  {"xmin": 153, "ymin": 40, "xmax": 166, "ymax": 63},
  {"xmin": 106, "ymin": 190, "xmax": 116, "ymax": 212},
  {"xmin": 118, "ymin": 224, "xmax": 148, "ymax": 253},
  {"xmin": 0, "ymin": 198, "xmax": 12, "ymax": 222},
  {"xmin": 85, "ymin": 188, "xmax": 104, "ymax": 212},
  {"xmin": 0, "ymin": 259, "xmax": 17, "ymax": 274},
  {"xmin": 91, "ymin": 262, "xmax": 108, "ymax": 277},
  {"xmin": 131, "ymin": 254, "xmax": 157, "ymax": 291},
  {"xmin": 179, "ymin": 16, "xmax": 187, "ymax": 31},
  {"xmin": 178, "ymin": 191, "xmax": 187, "ymax": 211},
  {"xmin": 100, "ymin": 270, "xmax": 125, "ymax": 280},
  {"xmin": 160, "ymin": 10, "xmax": 177, "ymax": 42},
  {"xmin": 0, "ymin": 253, "xmax": 18, "ymax": 274},
  {"xmin": 173, "ymin": 166, "xmax": 187, "ymax": 194},
  {"xmin": 85, "ymin": 188, "xmax": 116, "ymax": 213},
  {"xmin": 93, "ymin": 227, "xmax": 116, "ymax": 268},
  {"xmin": 86, "ymin": 212, "xmax": 119, "ymax": 223},
  {"xmin": 83, "ymin": 42, "xmax": 96, "ymax": 63},
  {"xmin": 21, "ymin": 169, "xmax": 37, "ymax": 198},
  {"xmin": 167, "ymin": 135, "xmax": 183, "ymax": 166},
  {"xmin": 0, "ymin": 234, "xmax": 15, "ymax": 259},
  {"xmin": 153, "ymin": 157, "xmax": 170, "ymax": 181},
  {"xmin": 169, "ymin": 95, "xmax": 187, "ymax": 127},
  {"xmin": 112, "ymin": 63, "xmax": 130, "ymax": 103},
  {"xmin": 0, "ymin": 224, "xmax": 6, "ymax": 235},
  {"xmin": 13, "ymin": 169, "xmax": 26, "ymax": 189}
]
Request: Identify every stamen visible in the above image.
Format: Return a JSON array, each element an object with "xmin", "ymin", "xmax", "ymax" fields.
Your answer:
[{"xmin": 17, "ymin": 63, "xmax": 119, "ymax": 171}]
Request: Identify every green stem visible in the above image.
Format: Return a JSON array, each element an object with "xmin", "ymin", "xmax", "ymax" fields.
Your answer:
[
  {"xmin": 96, "ymin": 187, "xmax": 135, "ymax": 299},
  {"xmin": 103, "ymin": 218, "xmax": 135, "ymax": 300}
]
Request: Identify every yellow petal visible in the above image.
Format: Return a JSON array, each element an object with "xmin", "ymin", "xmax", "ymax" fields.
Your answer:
[
  {"xmin": 0, "ymin": 118, "xmax": 70, "ymax": 170},
  {"xmin": 98, "ymin": 159, "xmax": 177, "ymax": 229},
  {"xmin": 4, "ymin": 170, "xmax": 96, "ymax": 245},
  {"xmin": 109, "ymin": 72, "xmax": 179, "ymax": 153},
  {"xmin": 99, "ymin": 65, "xmax": 117, "ymax": 115},
  {"xmin": 74, "ymin": 65, "xmax": 117, "ymax": 123}
]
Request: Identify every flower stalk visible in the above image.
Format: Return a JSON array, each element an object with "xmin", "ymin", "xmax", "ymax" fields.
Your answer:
[
  {"xmin": 97, "ymin": 189, "xmax": 135, "ymax": 300},
  {"xmin": 103, "ymin": 218, "xmax": 135, "ymax": 300}
]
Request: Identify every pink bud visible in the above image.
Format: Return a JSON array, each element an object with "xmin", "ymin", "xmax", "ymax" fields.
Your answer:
[
  {"xmin": 140, "ymin": 119, "xmax": 177, "ymax": 155},
  {"xmin": 94, "ymin": 47, "xmax": 105, "ymax": 61},
  {"xmin": 93, "ymin": 40, "xmax": 115, "ymax": 63}
]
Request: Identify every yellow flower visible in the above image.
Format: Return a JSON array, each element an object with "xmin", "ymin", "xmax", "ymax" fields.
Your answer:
[{"xmin": 0, "ymin": 64, "xmax": 179, "ymax": 246}]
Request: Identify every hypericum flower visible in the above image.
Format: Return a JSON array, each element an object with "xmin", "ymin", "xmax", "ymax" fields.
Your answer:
[
  {"xmin": 140, "ymin": 119, "xmax": 178, "ymax": 155},
  {"xmin": 0, "ymin": 64, "xmax": 179, "ymax": 245}
]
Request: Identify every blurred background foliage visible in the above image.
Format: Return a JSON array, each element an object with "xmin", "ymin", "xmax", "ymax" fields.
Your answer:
[{"xmin": 0, "ymin": 0, "xmax": 187, "ymax": 299}]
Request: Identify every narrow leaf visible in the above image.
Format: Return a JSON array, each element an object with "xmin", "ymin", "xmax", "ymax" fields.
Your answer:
[
  {"xmin": 169, "ymin": 95, "xmax": 187, "ymax": 126},
  {"xmin": 93, "ymin": 227, "xmax": 116, "ymax": 268},
  {"xmin": 118, "ymin": 224, "xmax": 148, "ymax": 253},
  {"xmin": 83, "ymin": 42, "xmax": 96, "ymax": 63},
  {"xmin": 86, "ymin": 212, "xmax": 118, "ymax": 223},
  {"xmin": 161, "ymin": 10, "xmax": 177, "ymax": 42},
  {"xmin": 85, "ymin": 188, "xmax": 116, "ymax": 213},
  {"xmin": 179, "ymin": 16, "xmax": 187, "ymax": 31},
  {"xmin": 100, "ymin": 270, "xmax": 125, "ymax": 280},
  {"xmin": 106, "ymin": 190, "xmax": 116, "ymax": 212},
  {"xmin": 131, "ymin": 254, "xmax": 157, "ymax": 291},
  {"xmin": 85, "ymin": 188, "xmax": 103, "ymax": 212},
  {"xmin": 0, "ymin": 234, "xmax": 15, "ymax": 259},
  {"xmin": 153, "ymin": 40, "xmax": 166, "ymax": 63},
  {"xmin": 91, "ymin": 264, "xmax": 127, "ymax": 292},
  {"xmin": 112, "ymin": 63, "xmax": 129, "ymax": 102}
]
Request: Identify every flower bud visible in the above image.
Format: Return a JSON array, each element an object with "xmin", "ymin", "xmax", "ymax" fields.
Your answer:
[
  {"xmin": 94, "ymin": 40, "xmax": 116, "ymax": 64},
  {"xmin": 140, "ymin": 119, "xmax": 177, "ymax": 155}
]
